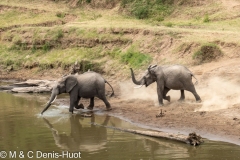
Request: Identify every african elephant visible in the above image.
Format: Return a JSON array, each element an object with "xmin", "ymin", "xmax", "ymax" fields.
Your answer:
[
  {"xmin": 130, "ymin": 65, "xmax": 201, "ymax": 106},
  {"xmin": 41, "ymin": 71, "xmax": 114, "ymax": 114}
]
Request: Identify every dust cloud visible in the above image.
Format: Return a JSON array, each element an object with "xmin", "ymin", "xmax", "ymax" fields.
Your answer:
[
  {"xmin": 196, "ymin": 76, "xmax": 240, "ymax": 111},
  {"xmin": 118, "ymin": 81, "xmax": 159, "ymax": 106},
  {"xmin": 118, "ymin": 76, "xmax": 240, "ymax": 112}
]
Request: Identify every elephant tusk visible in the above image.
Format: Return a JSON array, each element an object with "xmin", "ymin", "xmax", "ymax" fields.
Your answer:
[
  {"xmin": 50, "ymin": 96, "xmax": 57, "ymax": 104},
  {"xmin": 134, "ymin": 85, "xmax": 143, "ymax": 89}
]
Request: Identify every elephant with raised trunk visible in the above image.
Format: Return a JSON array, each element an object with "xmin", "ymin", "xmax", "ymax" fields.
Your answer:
[
  {"xmin": 130, "ymin": 65, "xmax": 201, "ymax": 106},
  {"xmin": 41, "ymin": 71, "xmax": 114, "ymax": 114}
]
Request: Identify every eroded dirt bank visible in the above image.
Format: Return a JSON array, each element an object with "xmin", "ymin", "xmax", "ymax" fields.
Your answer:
[{"xmin": 1, "ymin": 57, "xmax": 240, "ymax": 145}]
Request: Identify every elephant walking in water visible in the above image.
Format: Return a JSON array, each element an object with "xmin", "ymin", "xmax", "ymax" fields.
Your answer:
[
  {"xmin": 130, "ymin": 64, "xmax": 201, "ymax": 106},
  {"xmin": 41, "ymin": 71, "xmax": 114, "ymax": 115}
]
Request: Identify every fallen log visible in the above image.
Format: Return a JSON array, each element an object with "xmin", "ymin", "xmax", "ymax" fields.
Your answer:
[
  {"xmin": 91, "ymin": 122, "xmax": 203, "ymax": 146},
  {"xmin": 11, "ymin": 86, "xmax": 52, "ymax": 93},
  {"xmin": 0, "ymin": 79, "xmax": 56, "ymax": 93}
]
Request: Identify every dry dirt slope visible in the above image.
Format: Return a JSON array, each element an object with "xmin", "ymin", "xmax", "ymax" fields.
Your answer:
[{"xmin": 0, "ymin": 0, "xmax": 240, "ymax": 75}]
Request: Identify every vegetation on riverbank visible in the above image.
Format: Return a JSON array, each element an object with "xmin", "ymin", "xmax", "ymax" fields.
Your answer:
[{"xmin": 0, "ymin": 0, "xmax": 240, "ymax": 77}]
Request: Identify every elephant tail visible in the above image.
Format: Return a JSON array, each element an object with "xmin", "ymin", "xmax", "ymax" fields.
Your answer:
[
  {"xmin": 191, "ymin": 73, "xmax": 198, "ymax": 85},
  {"xmin": 105, "ymin": 80, "xmax": 114, "ymax": 97}
]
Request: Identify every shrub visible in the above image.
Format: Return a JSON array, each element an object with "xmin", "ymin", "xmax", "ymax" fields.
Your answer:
[
  {"xmin": 192, "ymin": 43, "xmax": 223, "ymax": 63},
  {"xmin": 56, "ymin": 12, "xmax": 66, "ymax": 18},
  {"xmin": 121, "ymin": 0, "xmax": 173, "ymax": 20},
  {"xmin": 42, "ymin": 42, "xmax": 51, "ymax": 52},
  {"xmin": 203, "ymin": 14, "xmax": 210, "ymax": 23},
  {"xmin": 132, "ymin": 5, "xmax": 149, "ymax": 19}
]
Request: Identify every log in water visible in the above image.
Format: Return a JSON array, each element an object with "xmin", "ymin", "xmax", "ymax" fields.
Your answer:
[{"xmin": 92, "ymin": 122, "xmax": 203, "ymax": 146}]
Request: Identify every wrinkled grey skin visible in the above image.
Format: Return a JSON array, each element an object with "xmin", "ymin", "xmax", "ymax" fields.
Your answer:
[
  {"xmin": 130, "ymin": 65, "xmax": 201, "ymax": 106},
  {"xmin": 41, "ymin": 71, "xmax": 114, "ymax": 114}
]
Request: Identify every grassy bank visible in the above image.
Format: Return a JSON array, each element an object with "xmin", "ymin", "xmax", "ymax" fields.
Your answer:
[{"xmin": 0, "ymin": 0, "xmax": 240, "ymax": 77}]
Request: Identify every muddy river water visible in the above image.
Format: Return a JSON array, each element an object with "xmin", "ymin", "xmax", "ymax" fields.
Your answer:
[{"xmin": 0, "ymin": 90, "xmax": 240, "ymax": 160}]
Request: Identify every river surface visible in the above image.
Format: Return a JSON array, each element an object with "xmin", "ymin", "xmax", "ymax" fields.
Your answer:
[{"xmin": 0, "ymin": 90, "xmax": 240, "ymax": 160}]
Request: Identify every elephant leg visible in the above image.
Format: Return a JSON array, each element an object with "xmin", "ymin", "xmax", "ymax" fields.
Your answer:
[
  {"xmin": 157, "ymin": 85, "xmax": 164, "ymax": 106},
  {"xmin": 178, "ymin": 90, "xmax": 185, "ymax": 101},
  {"xmin": 185, "ymin": 84, "xmax": 201, "ymax": 102},
  {"xmin": 75, "ymin": 97, "xmax": 84, "ymax": 109},
  {"xmin": 99, "ymin": 96, "xmax": 112, "ymax": 110},
  {"xmin": 69, "ymin": 99, "xmax": 78, "ymax": 114},
  {"xmin": 163, "ymin": 87, "xmax": 170, "ymax": 102},
  {"xmin": 69, "ymin": 92, "xmax": 79, "ymax": 114},
  {"xmin": 87, "ymin": 97, "xmax": 94, "ymax": 110}
]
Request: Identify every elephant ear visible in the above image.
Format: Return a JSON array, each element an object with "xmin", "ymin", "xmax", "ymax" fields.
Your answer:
[
  {"xmin": 65, "ymin": 76, "xmax": 77, "ymax": 93},
  {"xmin": 148, "ymin": 64, "xmax": 157, "ymax": 74}
]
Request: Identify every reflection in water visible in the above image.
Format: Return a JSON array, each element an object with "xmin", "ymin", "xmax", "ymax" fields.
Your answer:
[
  {"xmin": 43, "ymin": 115, "xmax": 109, "ymax": 152},
  {"xmin": 42, "ymin": 114, "xmax": 193, "ymax": 159},
  {"xmin": 0, "ymin": 91, "xmax": 240, "ymax": 160}
]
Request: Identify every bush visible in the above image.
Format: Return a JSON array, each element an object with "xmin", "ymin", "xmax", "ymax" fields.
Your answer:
[
  {"xmin": 203, "ymin": 14, "xmax": 210, "ymax": 23},
  {"xmin": 56, "ymin": 12, "xmax": 66, "ymax": 18},
  {"xmin": 192, "ymin": 43, "xmax": 223, "ymax": 63},
  {"xmin": 121, "ymin": 0, "xmax": 173, "ymax": 20},
  {"xmin": 132, "ymin": 5, "xmax": 149, "ymax": 19},
  {"xmin": 42, "ymin": 42, "xmax": 51, "ymax": 52}
]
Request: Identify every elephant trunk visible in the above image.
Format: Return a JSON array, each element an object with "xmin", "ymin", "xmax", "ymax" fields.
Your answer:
[
  {"xmin": 130, "ymin": 68, "xmax": 144, "ymax": 85},
  {"xmin": 41, "ymin": 90, "xmax": 58, "ymax": 115}
]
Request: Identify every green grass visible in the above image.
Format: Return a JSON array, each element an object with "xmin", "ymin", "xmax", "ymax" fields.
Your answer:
[
  {"xmin": 164, "ymin": 22, "xmax": 174, "ymax": 27},
  {"xmin": 107, "ymin": 46, "xmax": 152, "ymax": 68},
  {"xmin": 121, "ymin": 50, "xmax": 152, "ymax": 68},
  {"xmin": 0, "ymin": 10, "xmax": 58, "ymax": 28},
  {"xmin": 0, "ymin": 40, "xmax": 151, "ymax": 71}
]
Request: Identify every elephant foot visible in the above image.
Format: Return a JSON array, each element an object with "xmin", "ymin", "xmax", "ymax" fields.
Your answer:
[
  {"xmin": 75, "ymin": 103, "xmax": 84, "ymax": 109},
  {"xmin": 105, "ymin": 107, "xmax": 112, "ymax": 111},
  {"xmin": 87, "ymin": 106, "xmax": 93, "ymax": 110},
  {"xmin": 178, "ymin": 98, "xmax": 185, "ymax": 102},
  {"xmin": 69, "ymin": 109, "xmax": 74, "ymax": 114},
  {"xmin": 196, "ymin": 99, "xmax": 202, "ymax": 103},
  {"xmin": 158, "ymin": 103, "xmax": 164, "ymax": 107}
]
